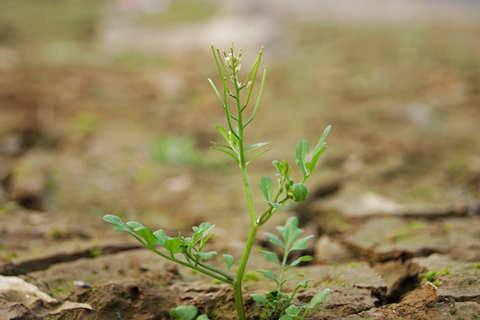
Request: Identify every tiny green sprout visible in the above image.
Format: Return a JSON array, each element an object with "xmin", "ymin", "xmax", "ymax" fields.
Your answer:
[
  {"xmin": 253, "ymin": 217, "xmax": 330, "ymax": 319},
  {"xmin": 169, "ymin": 305, "xmax": 209, "ymax": 320},
  {"xmin": 103, "ymin": 45, "xmax": 331, "ymax": 320}
]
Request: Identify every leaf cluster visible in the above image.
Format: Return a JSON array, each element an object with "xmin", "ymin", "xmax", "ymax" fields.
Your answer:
[
  {"xmin": 209, "ymin": 45, "xmax": 269, "ymax": 166},
  {"xmin": 257, "ymin": 125, "xmax": 331, "ymax": 226},
  {"xmin": 103, "ymin": 215, "xmax": 233, "ymax": 284},
  {"xmin": 253, "ymin": 217, "xmax": 331, "ymax": 319}
]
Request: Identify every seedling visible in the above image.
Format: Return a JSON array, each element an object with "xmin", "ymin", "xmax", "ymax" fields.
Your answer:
[
  {"xmin": 170, "ymin": 305, "xmax": 209, "ymax": 320},
  {"xmin": 252, "ymin": 217, "xmax": 332, "ymax": 319},
  {"xmin": 104, "ymin": 45, "xmax": 331, "ymax": 319}
]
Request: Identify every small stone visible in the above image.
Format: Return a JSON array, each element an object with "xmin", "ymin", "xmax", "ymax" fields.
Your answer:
[{"xmin": 73, "ymin": 280, "xmax": 92, "ymax": 289}]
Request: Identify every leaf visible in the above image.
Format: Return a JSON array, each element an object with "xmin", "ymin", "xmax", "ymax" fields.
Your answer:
[
  {"xmin": 290, "ymin": 255, "xmax": 313, "ymax": 267},
  {"xmin": 265, "ymin": 232, "xmax": 283, "ymax": 247},
  {"xmin": 258, "ymin": 269, "xmax": 276, "ymax": 281},
  {"xmin": 103, "ymin": 215, "xmax": 129, "ymax": 232},
  {"xmin": 279, "ymin": 315, "xmax": 293, "ymax": 320},
  {"xmin": 261, "ymin": 250, "xmax": 280, "ymax": 265},
  {"xmin": 291, "ymin": 235, "xmax": 314, "ymax": 251},
  {"xmin": 278, "ymin": 217, "xmax": 303, "ymax": 245},
  {"xmin": 222, "ymin": 254, "xmax": 234, "ymax": 270},
  {"xmin": 196, "ymin": 315, "xmax": 210, "ymax": 320},
  {"xmin": 291, "ymin": 183, "xmax": 308, "ymax": 202},
  {"xmin": 245, "ymin": 142, "xmax": 270, "ymax": 152},
  {"xmin": 153, "ymin": 229, "xmax": 167, "ymax": 246},
  {"xmin": 285, "ymin": 304, "xmax": 301, "ymax": 316},
  {"xmin": 215, "ymin": 126, "xmax": 231, "ymax": 145},
  {"xmin": 210, "ymin": 144, "xmax": 237, "ymax": 161},
  {"xmin": 133, "ymin": 226, "xmax": 157, "ymax": 248},
  {"xmin": 259, "ymin": 176, "xmax": 274, "ymax": 201},
  {"xmin": 164, "ymin": 237, "xmax": 183, "ymax": 255},
  {"xmin": 273, "ymin": 160, "xmax": 290, "ymax": 177},
  {"xmin": 306, "ymin": 125, "xmax": 331, "ymax": 173},
  {"xmin": 295, "ymin": 140, "xmax": 309, "ymax": 178},
  {"xmin": 169, "ymin": 305, "xmax": 198, "ymax": 320},
  {"xmin": 195, "ymin": 251, "xmax": 217, "ymax": 261},
  {"xmin": 251, "ymin": 293, "xmax": 266, "ymax": 306},
  {"xmin": 126, "ymin": 221, "xmax": 144, "ymax": 229},
  {"xmin": 306, "ymin": 288, "xmax": 332, "ymax": 309}
]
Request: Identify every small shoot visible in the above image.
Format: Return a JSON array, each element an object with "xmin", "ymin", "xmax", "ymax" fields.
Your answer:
[{"xmin": 169, "ymin": 305, "xmax": 210, "ymax": 320}]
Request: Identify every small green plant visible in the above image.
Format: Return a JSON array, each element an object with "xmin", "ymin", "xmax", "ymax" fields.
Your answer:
[
  {"xmin": 423, "ymin": 268, "xmax": 450, "ymax": 287},
  {"xmin": 252, "ymin": 217, "xmax": 331, "ymax": 319},
  {"xmin": 169, "ymin": 305, "xmax": 209, "ymax": 320},
  {"xmin": 103, "ymin": 45, "xmax": 331, "ymax": 320}
]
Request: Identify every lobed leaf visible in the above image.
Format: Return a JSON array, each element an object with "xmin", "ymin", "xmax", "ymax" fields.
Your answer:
[
  {"xmin": 291, "ymin": 235, "xmax": 314, "ymax": 252},
  {"xmin": 295, "ymin": 140, "xmax": 309, "ymax": 179},
  {"xmin": 265, "ymin": 232, "xmax": 283, "ymax": 247},
  {"xmin": 261, "ymin": 250, "xmax": 280, "ymax": 265},
  {"xmin": 306, "ymin": 125, "xmax": 331, "ymax": 173},
  {"xmin": 259, "ymin": 176, "xmax": 274, "ymax": 202}
]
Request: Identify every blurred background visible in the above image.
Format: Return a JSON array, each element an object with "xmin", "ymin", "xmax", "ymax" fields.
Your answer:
[{"xmin": 0, "ymin": 0, "xmax": 479, "ymax": 265}]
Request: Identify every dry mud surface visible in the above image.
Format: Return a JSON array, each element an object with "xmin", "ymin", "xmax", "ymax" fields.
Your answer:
[{"xmin": 1, "ymin": 15, "xmax": 480, "ymax": 319}]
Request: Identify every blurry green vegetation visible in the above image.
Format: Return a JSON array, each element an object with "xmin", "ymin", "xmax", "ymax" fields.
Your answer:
[
  {"xmin": 151, "ymin": 135, "xmax": 202, "ymax": 166},
  {"xmin": 133, "ymin": 0, "xmax": 217, "ymax": 27},
  {"xmin": 0, "ymin": 0, "xmax": 105, "ymax": 45}
]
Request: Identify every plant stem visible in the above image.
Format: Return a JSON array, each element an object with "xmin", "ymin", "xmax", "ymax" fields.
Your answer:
[
  {"xmin": 230, "ymin": 52, "xmax": 259, "ymax": 320},
  {"xmin": 150, "ymin": 248, "xmax": 233, "ymax": 284},
  {"xmin": 234, "ymin": 223, "xmax": 258, "ymax": 320}
]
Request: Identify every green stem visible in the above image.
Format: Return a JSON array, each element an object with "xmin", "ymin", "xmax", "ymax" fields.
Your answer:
[
  {"xmin": 233, "ymin": 224, "xmax": 258, "ymax": 320},
  {"xmin": 150, "ymin": 248, "xmax": 233, "ymax": 284},
  {"xmin": 230, "ymin": 54, "xmax": 258, "ymax": 320}
]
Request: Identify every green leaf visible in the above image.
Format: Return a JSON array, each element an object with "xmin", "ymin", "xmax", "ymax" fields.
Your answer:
[
  {"xmin": 295, "ymin": 140, "xmax": 309, "ymax": 178},
  {"xmin": 211, "ymin": 144, "xmax": 237, "ymax": 160},
  {"xmin": 291, "ymin": 235, "xmax": 314, "ymax": 251},
  {"xmin": 246, "ymin": 142, "xmax": 270, "ymax": 152},
  {"xmin": 285, "ymin": 305, "xmax": 301, "ymax": 316},
  {"xmin": 196, "ymin": 315, "xmax": 210, "ymax": 320},
  {"xmin": 291, "ymin": 183, "xmax": 308, "ymax": 202},
  {"xmin": 164, "ymin": 237, "xmax": 183, "ymax": 255},
  {"xmin": 222, "ymin": 254, "xmax": 234, "ymax": 270},
  {"xmin": 153, "ymin": 229, "xmax": 167, "ymax": 246},
  {"xmin": 265, "ymin": 232, "xmax": 283, "ymax": 247},
  {"xmin": 306, "ymin": 288, "xmax": 331, "ymax": 309},
  {"xmin": 169, "ymin": 305, "xmax": 198, "ymax": 320},
  {"xmin": 260, "ymin": 176, "xmax": 274, "ymax": 201},
  {"xmin": 215, "ymin": 125, "xmax": 231, "ymax": 144},
  {"xmin": 258, "ymin": 269, "xmax": 276, "ymax": 281},
  {"xmin": 195, "ymin": 251, "xmax": 217, "ymax": 261},
  {"xmin": 103, "ymin": 214, "xmax": 129, "ymax": 232},
  {"xmin": 278, "ymin": 217, "xmax": 303, "ymax": 245},
  {"xmin": 279, "ymin": 315, "xmax": 293, "ymax": 320},
  {"xmin": 133, "ymin": 226, "xmax": 157, "ymax": 248},
  {"xmin": 261, "ymin": 250, "xmax": 280, "ymax": 265},
  {"xmin": 251, "ymin": 293, "xmax": 266, "ymax": 306},
  {"xmin": 126, "ymin": 221, "xmax": 144, "ymax": 229},
  {"xmin": 306, "ymin": 125, "xmax": 331, "ymax": 173},
  {"xmin": 272, "ymin": 160, "xmax": 289, "ymax": 177},
  {"xmin": 290, "ymin": 255, "xmax": 313, "ymax": 267}
]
